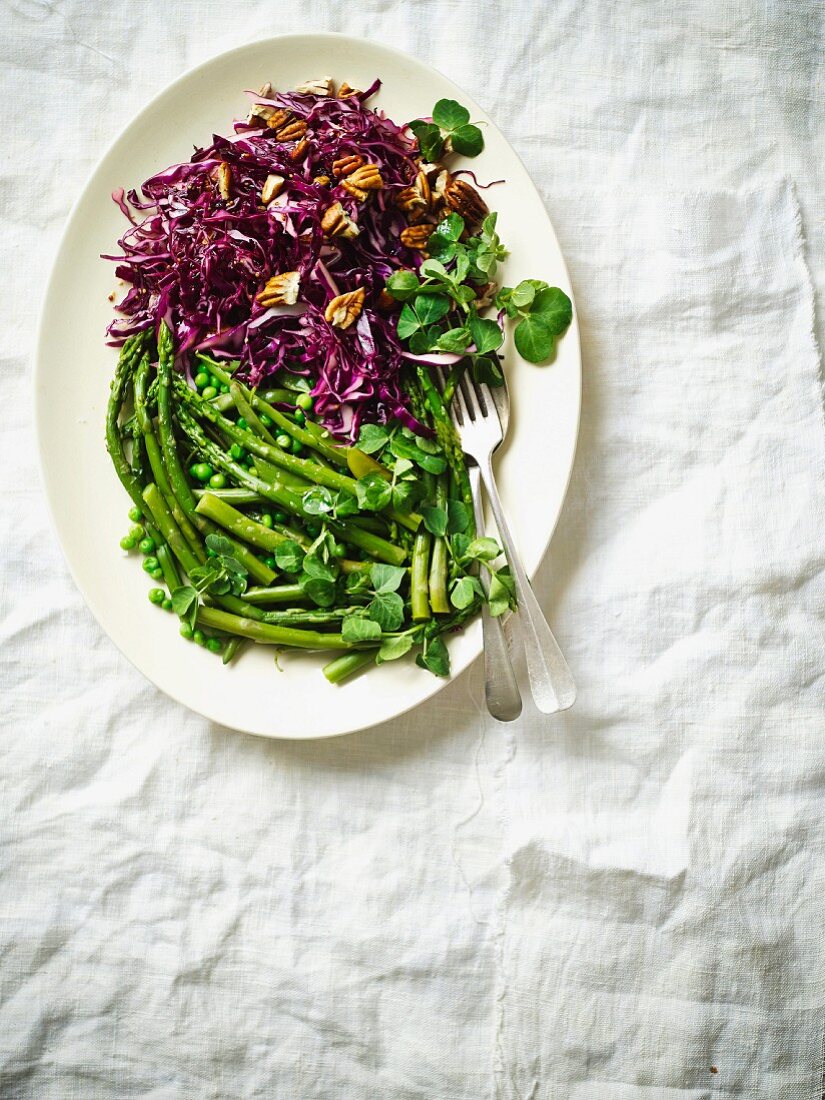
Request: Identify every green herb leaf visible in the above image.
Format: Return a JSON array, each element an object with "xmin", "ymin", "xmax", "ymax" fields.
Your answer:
[
  {"xmin": 426, "ymin": 234, "xmax": 457, "ymax": 263},
  {"xmin": 273, "ymin": 540, "xmax": 304, "ymax": 573},
  {"xmin": 355, "ymin": 472, "xmax": 393, "ymax": 512},
  {"xmin": 300, "ymin": 575, "xmax": 337, "ymax": 607},
  {"xmin": 396, "ymin": 303, "xmax": 421, "ymax": 339},
  {"xmin": 356, "ymin": 424, "xmax": 390, "ymax": 455},
  {"xmin": 432, "ymin": 99, "xmax": 470, "ymax": 131},
  {"xmin": 414, "ymin": 293, "xmax": 451, "ymax": 325},
  {"xmin": 468, "ymin": 313, "xmax": 504, "ymax": 354},
  {"xmin": 385, "ymin": 270, "xmax": 420, "ymax": 301},
  {"xmin": 487, "ymin": 571, "xmax": 515, "ymax": 617},
  {"xmin": 341, "ymin": 615, "xmax": 382, "ymax": 643},
  {"xmin": 436, "ymin": 327, "xmax": 472, "ymax": 353},
  {"xmin": 370, "ymin": 563, "xmax": 407, "ymax": 594},
  {"xmin": 466, "ymin": 536, "xmax": 502, "ymax": 561},
  {"xmin": 450, "ymin": 574, "xmax": 483, "ymax": 610},
  {"xmin": 451, "ymin": 124, "xmax": 484, "ymax": 157},
  {"xmin": 408, "ymin": 119, "xmax": 443, "ymax": 161},
  {"xmin": 530, "ymin": 286, "xmax": 573, "ymax": 335},
  {"xmin": 171, "ymin": 585, "xmax": 199, "ymax": 630},
  {"xmin": 472, "ymin": 353, "xmax": 504, "ymax": 388},
  {"xmin": 392, "ymin": 479, "xmax": 419, "ymax": 513},
  {"xmin": 420, "ymin": 504, "xmax": 448, "ymax": 538},
  {"xmin": 514, "ymin": 315, "xmax": 556, "ymax": 363},
  {"xmin": 302, "ymin": 553, "xmax": 336, "ymax": 581},
  {"xmin": 367, "ymin": 590, "xmax": 405, "ymax": 632},
  {"xmin": 205, "ymin": 533, "xmax": 234, "ymax": 557},
  {"xmin": 511, "ymin": 280, "xmax": 536, "ymax": 308},
  {"xmin": 332, "ymin": 490, "xmax": 359, "ymax": 518},
  {"xmin": 447, "ymin": 499, "xmax": 472, "ymax": 534},
  {"xmin": 434, "ymin": 213, "xmax": 465, "ymax": 242},
  {"xmin": 416, "ymin": 635, "xmax": 450, "ymax": 676},
  {"xmin": 376, "ymin": 633, "xmax": 414, "ymax": 663}
]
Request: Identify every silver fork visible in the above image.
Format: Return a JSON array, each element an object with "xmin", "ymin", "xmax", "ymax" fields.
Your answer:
[{"xmin": 450, "ymin": 372, "xmax": 577, "ymax": 715}]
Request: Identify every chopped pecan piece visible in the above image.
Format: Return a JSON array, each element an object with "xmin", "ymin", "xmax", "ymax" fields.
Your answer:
[
  {"xmin": 313, "ymin": 175, "xmax": 331, "ymax": 186},
  {"xmin": 338, "ymin": 82, "xmax": 360, "ymax": 98},
  {"xmin": 399, "ymin": 224, "xmax": 431, "ymax": 251},
  {"xmin": 396, "ymin": 170, "xmax": 432, "ymax": 214},
  {"xmin": 256, "ymin": 271, "xmax": 300, "ymax": 307},
  {"xmin": 247, "ymin": 83, "xmax": 277, "ymax": 124},
  {"xmin": 332, "ymin": 153, "xmax": 365, "ymax": 178},
  {"xmin": 216, "ymin": 162, "xmax": 231, "ymax": 200},
  {"xmin": 294, "ymin": 76, "xmax": 334, "ymax": 97},
  {"xmin": 289, "ymin": 138, "xmax": 310, "ymax": 162},
  {"xmin": 321, "ymin": 201, "xmax": 359, "ymax": 239},
  {"xmin": 324, "ymin": 288, "xmax": 365, "ymax": 329},
  {"xmin": 443, "ymin": 177, "xmax": 488, "ymax": 224},
  {"xmin": 261, "ymin": 174, "xmax": 285, "ymax": 205}
]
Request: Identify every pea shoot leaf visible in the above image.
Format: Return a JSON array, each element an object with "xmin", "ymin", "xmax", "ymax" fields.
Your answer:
[
  {"xmin": 370, "ymin": 563, "xmax": 407, "ymax": 594},
  {"xmin": 531, "ymin": 286, "xmax": 573, "ymax": 334},
  {"xmin": 451, "ymin": 124, "xmax": 484, "ymax": 157},
  {"xmin": 376, "ymin": 633, "xmax": 413, "ymax": 663},
  {"xmin": 205, "ymin": 533, "xmax": 234, "ymax": 557},
  {"xmin": 274, "ymin": 540, "xmax": 304, "ymax": 574},
  {"xmin": 367, "ymin": 590, "xmax": 405, "ymax": 632},
  {"xmin": 447, "ymin": 499, "xmax": 472, "ymax": 534},
  {"xmin": 472, "ymin": 353, "xmax": 504, "ymax": 388},
  {"xmin": 420, "ymin": 504, "xmax": 448, "ymax": 538},
  {"xmin": 416, "ymin": 635, "xmax": 450, "ymax": 676},
  {"xmin": 408, "ymin": 119, "xmax": 444, "ymax": 161},
  {"xmin": 436, "ymin": 327, "xmax": 471, "ymax": 353},
  {"xmin": 511, "ymin": 281, "xmax": 537, "ymax": 308},
  {"xmin": 392, "ymin": 479, "xmax": 419, "ymax": 513},
  {"xmin": 332, "ymin": 490, "xmax": 359, "ymax": 518},
  {"xmin": 342, "ymin": 615, "xmax": 382, "ymax": 643},
  {"xmin": 385, "ymin": 270, "xmax": 420, "ymax": 301},
  {"xmin": 450, "ymin": 574, "xmax": 483, "ymax": 610},
  {"xmin": 414, "ymin": 293, "xmax": 451, "ymax": 325},
  {"xmin": 355, "ymin": 472, "xmax": 393, "ymax": 512},
  {"xmin": 396, "ymin": 304, "xmax": 421, "ymax": 339},
  {"xmin": 487, "ymin": 571, "xmax": 515, "ymax": 617},
  {"xmin": 171, "ymin": 585, "xmax": 199, "ymax": 630},
  {"xmin": 302, "ymin": 553, "xmax": 336, "ymax": 581},
  {"xmin": 432, "ymin": 99, "xmax": 470, "ymax": 130},
  {"xmin": 300, "ymin": 575, "xmax": 337, "ymax": 607},
  {"xmin": 514, "ymin": 315, "xmax": 556, "ymax": 363},
  {"xmin": 468, "ymin": 312, "xmax": 503, "ymax": 354},
  {"xmin": 466, "ymin": 536, "xmax": 501, "ymax": 562},
  {"xmin": 356, "ymin": 423, "xmax": 390, "ymax": 454}
]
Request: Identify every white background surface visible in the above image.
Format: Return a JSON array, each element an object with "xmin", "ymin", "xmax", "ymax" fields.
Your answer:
[{"xmin": 2, "ymin": 2, "xmax": 824, "ymax": 1097}]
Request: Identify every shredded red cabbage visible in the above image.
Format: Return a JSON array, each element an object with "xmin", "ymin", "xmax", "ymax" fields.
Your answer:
[{"xmin": 104, "ymin": 79, "xmax": 428, "ymax": 440}]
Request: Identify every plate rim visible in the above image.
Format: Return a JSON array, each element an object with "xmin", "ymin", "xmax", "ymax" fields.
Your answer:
[{"xmin": 33, "ymin": 32, "xmax": 581, "ymax": 739}]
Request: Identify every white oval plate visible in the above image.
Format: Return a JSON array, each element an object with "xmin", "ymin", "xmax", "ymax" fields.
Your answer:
[{"xmin": 35, "ymin": 34, "xmax": 580, "ymax": 739}]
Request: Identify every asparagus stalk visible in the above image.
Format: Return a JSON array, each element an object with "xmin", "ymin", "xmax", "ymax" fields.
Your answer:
[
  {"xmin": 155, "ymin": 543, "xmax": 181, "ymax": 592},
  {"xmin": 243, "ymin": 584, "xmax": 308, "ymax": 605},
  {"xmin": 195, "ymin": 606, "xmax": 366, "ymax": 650},
  {"xmin": 195, "ymin": 492, "xmax": 294, "ymax": 553},
  {"xmin": 410, "ymin": 530, "xmax": 432, "ymax": 621},
  {"xmin": 322, "ymin": 651, "xmax": 376, "ymax": 684},
  {"xmin": 193, "ymin": 488, "xmax": 267, "ymax": 504},
  {"xmin": 221, "ymin": 637, "xmax": 245, "ymax": 665},
  {"xmin": 142, "ymin": 483, "xmax": 201, "ymax": 576},
  {"xmin": 428, "ymin": 477, "xmax": 450, "ymax": 614}
]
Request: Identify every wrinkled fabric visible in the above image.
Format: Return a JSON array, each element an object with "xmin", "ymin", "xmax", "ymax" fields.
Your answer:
[{"xmin": 1, "ymin": 2, "xmax": 824, "ymax": 1098}]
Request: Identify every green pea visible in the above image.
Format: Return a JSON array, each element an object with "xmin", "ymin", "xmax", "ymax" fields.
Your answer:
[
  {"xmin": 148, "ymin": 587, "xmax": 165, "ymax": 605},
  {"xmin": 290, "ymin": 438, "xmax": 303, "ymax": 456},
  {"xmin": 202, "ymin": 386, "xmax": 218, "ymax": 400},
  {"xmin": 179, "ymin": 622, "xmax": 194, "ymax": 640},
  {"xmin": 193, "ymin": 629, "xmax": 206, "ymax": 647},
  {"xmin": 162, "ymin": 597, "xmax": 173, "ymax": 611},
  {"xmin": 142, "ymin": 556, "xmax": 159, "ymax": 573},
  {"xmin": 205, "ymin": 638, "xmax": 223, "ymax": 654},
  {"xmin": 190, "ymin": 462, "xmax": 213, "ymax": 482},
  {"xmin": 293, "ymin": 409, "xmax": 306, "ymax": 426},
  {"xmin": 237, "ymin": 417, "xmax": 248, "ymax": 431},
  {"xmin": 272, "ymin": 510, "xmax": 287, "ymax": 524},
  {"xmin": 276, "ymin": 433, "xmax": 292, "ymax": 450},
  {"xmin": 305, "ymin": 521, "xmax": 321, "ymax": 537},
  {"xmin": 220, "ymin": 384, "xmax": 230, "ymax": 394},
  {"xmin": 139, "ymin": 536, "xmax": 156, "ymax": 555},
  {"xmin": 260, "ymin": 512, "xmax": 273, "ymax": 528},
  {"xmin": 264, "ymin": 556, "xmax": 277, "ymax": 569},
  {"xmin": 120, "ymin": 535, "xmax": 136, "ymax": 551},
  {"xmin": 296, "ymin": 392, "xmax": 314, "ymax": 412},
  {"xmin": 194, "ymin": 371, "xmax": 210, "ymax": 389},
  {"xmin": 128, "ymin": 506, "xmax": 143, "ymax": 523},
  {"xmin": 150, "ymin": 567, "xmax": 163, "ymax": 580},
  {"xmin": 208, "ymin": 473, "xmax": 227, "ymax": 489},
  {"xmin": 229, "ymin": 443, "xmax": 246, "ymax": 461},
  {"xmin": 331, "ymin": 541, "xmax": 346, "ymax": 558},
  {"xmin": 248, "ymin": 465, "xmax": 258, "ymax": 477},
  {"xmin": 129, "ymin": 524, "xmax": 144, "ymax": 540},
  {"xmin": 259, "ymin": 413, "xmax": 273, "ymax": 428}
]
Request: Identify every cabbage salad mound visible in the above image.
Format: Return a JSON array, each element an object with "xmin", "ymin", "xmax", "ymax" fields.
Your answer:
[{"xmin": 104, "ymin": 75, "xmax": 571, "ymax": 681}]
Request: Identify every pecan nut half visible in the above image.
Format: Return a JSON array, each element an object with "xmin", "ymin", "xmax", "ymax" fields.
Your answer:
[
  {"xmin": 261, "ymin": 174, "xmax": 285, "ymax": 205},
  {"xmin": 321, "ymin": 201, "xmax": 359, "ymax": 240},
  {"xmin": 399, "ymin": 224, "xmax": 431, "ymax": 251},
  {"xmin": 332, "ymin": 153, "xmax": 365, "ymax": 178},
  {"xmin": 273, "ymin": 117, "xmax": 308, "ymax": 142},
  {"xmin": 443, "ymin": 177, "xmax": 488, "ymax": 224},
  {"xmin": 324, "ymin": 287, "xmax": 365, "ymax": 329},
  {"xmin": 341, "ymin": 164, "xmax": 383, "ymax": 202},
  {"xmin": 256, "ymin": 271, "xmax": 301, "ymax": 307},
  {"xmin": 294, "ymin": 76, "xmax": 334, "ymax": 97},
  {"xmin": 396, "ymin": 169, "xmax": 432, "ymax": 214},
  {"xmin": 264, "ymin": 108, "xmax": 291, "ymax": 132},
  {"xmin": 289, "ymin": 138, "xmax": 310, "ymax": 162}
]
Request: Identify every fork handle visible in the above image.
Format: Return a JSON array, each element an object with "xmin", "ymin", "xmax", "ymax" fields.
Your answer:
[
  {"xmin": 469, "ymin": 466, "xmax": 522, "ymax": 722},
  {"xmin": 478, "ymin": 456, "xmax": 576, "ymax": 714}
]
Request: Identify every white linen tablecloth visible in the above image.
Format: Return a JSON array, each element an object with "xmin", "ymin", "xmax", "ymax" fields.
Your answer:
[{"xmin": 1, "ymin": 2, "xmax": 824, "ymax": 1096}]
